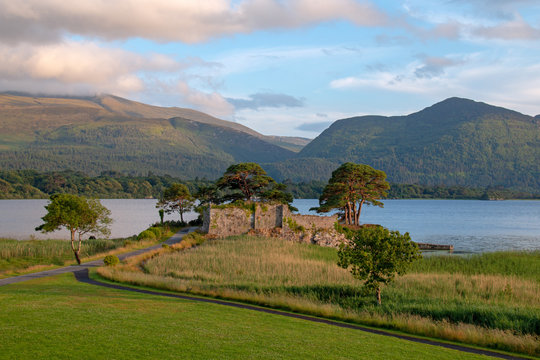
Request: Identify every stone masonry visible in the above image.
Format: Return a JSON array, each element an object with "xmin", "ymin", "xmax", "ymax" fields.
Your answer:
[{"xmin": 202, "ymin": 203, "xmax": 346, "ymax": 248}]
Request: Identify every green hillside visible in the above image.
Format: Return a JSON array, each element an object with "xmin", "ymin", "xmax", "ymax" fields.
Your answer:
[
  {"xmin": 283, "ymin": 98, "xmax": 539, "ymax": 190},
  {"xmin": 0, "ymin": 93, "xmax": 295, "ymax": 178},
  {"xmin": 1, "ymin": 94, "xmax": 538, "ymax": 191}
]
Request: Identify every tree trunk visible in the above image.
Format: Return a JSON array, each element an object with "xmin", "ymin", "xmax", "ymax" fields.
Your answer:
[
  {"xmin": 346, "ymin": 202, "xmax": 352, "ymax": 225},
  {"xmin": 376, "ymin": 286, "xmax": 382, "ymax": 305},
  {"xmin": 356, "ymin": 199, "xmax": 365, "ymax": 225},
  {"xmin": 70, "ymin": 229, "xmax": 81, "ymax": 265},
  {"xmin": 179, "ymin": 210, "xmax": 184, "ymax": 223},
  {"xmin": 351, "ymin": 201, "xmax": 357, "ymax": 225}
]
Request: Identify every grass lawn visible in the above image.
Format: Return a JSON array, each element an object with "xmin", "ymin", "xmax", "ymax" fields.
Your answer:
[
  {"xmin": 98, "ymin": 235, "xmax": 540, "ymax": 357},
  {"xmin": 0, "ymin": 272, "xmax": 495, "ymax": 360}
]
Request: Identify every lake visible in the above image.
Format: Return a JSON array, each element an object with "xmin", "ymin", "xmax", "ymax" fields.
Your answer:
[{"xmin": 1, "ymin": 199, "xmax": 539, "ymax": 253}]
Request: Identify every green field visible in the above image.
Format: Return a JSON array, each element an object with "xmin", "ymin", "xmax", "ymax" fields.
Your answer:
[
  {"xmin": 99, "ymin": 236, "xmax": 540, "ymax": 356},
  {"xmin": 0, "ymin": 272, "xmax": 498, "ymax": 360}
]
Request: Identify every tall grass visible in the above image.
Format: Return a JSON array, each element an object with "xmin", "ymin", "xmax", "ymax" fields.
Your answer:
[
  {"xmin": 0, "ymin": 224, "xmax": 178, "ymax": 276},
  {"xmin": 411, "ymin": 251, "xmax": 540, "ymax": 281},
  {"xmin": 99, "ymin": 235, "xmax": 540, "ymax": 356}
]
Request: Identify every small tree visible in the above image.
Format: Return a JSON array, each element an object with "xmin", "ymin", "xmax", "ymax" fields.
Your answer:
[
  {"xmin": 36, "ymin": 194, "xmax": 112, "ymax": 265},
  {"xmin": 216, "ymin": 163, "xmax": 275, "ymax": 202},
  {"xmin": 157, "ymin": 183, "xmax": 194, "ymax": 223},
  {"xmin": 337, "ymin": 226, "xmax": 421, "ymax": 305},
  {"xmin": 313, "ymin": 163, "xmax": 389, "ymax": 225}
]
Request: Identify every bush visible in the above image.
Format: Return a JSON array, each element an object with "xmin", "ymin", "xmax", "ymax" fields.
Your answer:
[
  {"xmin": 148, "ymin": 227, "xmax": 162, "ymax": 238},
  {"xmin": 103, "ymin": 255, "xmax": 120, "ymax": 267},
  {"xmin": 137, "ymin": 230, "xmax": 156, "ymax": 240}
]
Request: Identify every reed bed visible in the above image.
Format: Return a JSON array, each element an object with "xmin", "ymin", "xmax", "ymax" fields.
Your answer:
[{"xmin": 98, "ymin": 235, "xmax": 540, "ymax": 356}]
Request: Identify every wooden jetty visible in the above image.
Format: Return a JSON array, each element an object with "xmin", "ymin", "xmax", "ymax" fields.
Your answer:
[{"xmin": 415, "ymin": 242, "xmax": 454, "ymax": 251}]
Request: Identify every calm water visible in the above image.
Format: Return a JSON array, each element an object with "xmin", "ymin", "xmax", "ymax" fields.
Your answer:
[
  {"xmin": 1, "ymin": 199, "xmax": 539, "ymax": 253},
  {"xmin": 0, "ymin": 199, "xmax": 199, "ymax": 241}
]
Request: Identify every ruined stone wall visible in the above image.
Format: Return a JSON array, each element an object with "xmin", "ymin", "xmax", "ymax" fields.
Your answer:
[
  {"xmin": 254, "ymin": 204, "xmax": 284, "ymax": 229},
  {"xmin": 286, "ymin": 214, "xmax": 338, "ymax": 231},
  {"xmin": 203, "ymin": 203, "xmax": 339, "ymax": 244},
  {"xmin": 203, "ymin": 206, "xmax": 253, "ymax": 237}
]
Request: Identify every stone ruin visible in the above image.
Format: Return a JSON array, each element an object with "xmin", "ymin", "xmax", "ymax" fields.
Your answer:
[{"xmin": 202, "ymin": 203, "xmax": 346, "ymax": 248}]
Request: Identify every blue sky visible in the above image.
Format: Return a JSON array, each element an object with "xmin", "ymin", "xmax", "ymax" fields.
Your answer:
[{"xmin": 1, "ymin": 0, "xmax": 539, "ymax": 137}]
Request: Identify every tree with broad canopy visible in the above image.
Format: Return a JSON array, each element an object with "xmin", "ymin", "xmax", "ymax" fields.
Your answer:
[
  {"xmin": 36, "ymin": 194, "xmax": 112, "ymax": 265},
  {"xmin": 313, "ymin": 162, "xmax": 389, "ymax": 225}
]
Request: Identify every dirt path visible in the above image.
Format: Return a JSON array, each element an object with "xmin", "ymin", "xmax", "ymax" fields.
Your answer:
[{"xmin": 0, "ymin": 227, "xmax": 192, "ymax": 286}]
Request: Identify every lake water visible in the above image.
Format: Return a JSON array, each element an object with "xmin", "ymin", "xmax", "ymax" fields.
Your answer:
[{"xmin": 1, "ymin": 199, "xmax": 539, "ymax": 253}]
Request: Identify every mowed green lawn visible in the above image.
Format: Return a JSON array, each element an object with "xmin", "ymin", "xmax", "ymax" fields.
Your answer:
[{"xmin": 0, "ymin": 273, "xmax": 493, "ymax": 360}]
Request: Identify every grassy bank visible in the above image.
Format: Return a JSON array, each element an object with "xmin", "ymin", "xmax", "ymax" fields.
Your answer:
[
  {"xmin": 0, "ymin": 272, "xmax": 500, "ymax": 359},
  {"xmin": 98, "ymin": 235, "xmax": 540, "ymax": 357},
  {"xmin": 0, "ymin": 225, "xmax": 180, "ymax": 278}
]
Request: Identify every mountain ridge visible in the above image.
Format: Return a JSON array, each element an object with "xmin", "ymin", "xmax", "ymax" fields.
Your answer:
[
  {"xmin": 1, "ymin": 93, "xmax": 538, "ymax": 191},
  {"xmin": 280, "ymin": 97, "xmax": 538, "ymax": 190}
]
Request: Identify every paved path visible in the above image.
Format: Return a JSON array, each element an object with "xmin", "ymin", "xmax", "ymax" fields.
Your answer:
[
  {"xmin": 0, "ymin": 227, "xmax": 193, "ymax": 286},
  {"xmin": 0, "ymin": 228, "xmax": 530, "ymax": 360},
  {"xmin": 73, "ymin": 268, "xmax": 527, "ymax": 360}
]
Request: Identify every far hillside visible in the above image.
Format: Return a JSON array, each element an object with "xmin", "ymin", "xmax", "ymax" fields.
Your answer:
[
  {"xmin": 0, "ymin": 93, "xmax": 300, "ymax": 179},
  {"xmin": 270, "ymin": 98, "xmax": 539, "ymax": 192}
]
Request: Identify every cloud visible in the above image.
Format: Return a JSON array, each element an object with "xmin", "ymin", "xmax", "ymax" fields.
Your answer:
[
  {"xmin": 0, "ymin": 0, "xmax": 388, "ymax": 44},
  {"xmin": 227, "ymin": 92, "xmax": 304, "ymax": 110},
  {"xmin": 0, "ymin": 40, "xmax": 234, "ymax": 117},
  {"xmin": 177, "ymin": 81, "xmax": 234, "ymax": 117},
  {"xmin": 472, "ymin": 15, "xmax": 540, "ymax": 40},
  {"xmin": 296, "ymin": 121, "xmax": 333, "ymax": 132},
  {"xmin": 414, "ymin": 56, "xmax": 464, "ymax": 79},
  {"xmin": 0, "ymin": 42, "xmax": 160, "ymax": 94},
  {"xmin": 329, "ymin": 52, "xmax": 540, "ymax": 115}
]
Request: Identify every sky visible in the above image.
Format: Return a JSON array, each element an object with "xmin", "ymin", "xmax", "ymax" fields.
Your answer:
[{"xmin": 1, "ymin": 0, "xmax": 540, "ymax": 137}]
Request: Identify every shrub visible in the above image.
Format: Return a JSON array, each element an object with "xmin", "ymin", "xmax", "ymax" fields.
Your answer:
[
  {"xmin": 148, "ymin": 227, "xmax": 162, "ymax": 238},
  {"xmin": 103, "ymin": 255, "xmax": 120, "ymax": 267},
  {"xmin": 123, "ymin": 240, "xmax": 133, "ymax": 247},
  {"xmin": 137, "ymin": 230, "xmax": 156, "ymax": 240}
]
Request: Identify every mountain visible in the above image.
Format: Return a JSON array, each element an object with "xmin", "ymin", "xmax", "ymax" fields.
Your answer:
[
  {"xmin": 2, "ymin": 93, "xmax": 538, "ymax": 191},
  {"xmin": 278, "ymin": 98, "xmax": 539, "ymax": 190},
  {"xmin": 0, "ymin": 93, "xmax": 296, "ymax": 178}
]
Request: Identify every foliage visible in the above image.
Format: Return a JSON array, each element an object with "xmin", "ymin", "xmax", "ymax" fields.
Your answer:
[
  {"xmin": 103, "ymin": 255, "xmax": 120, "ymax": 267},
  {"xmin": 215, "ymin": 162, "xmax": 295, "ymax": 208},
  {"xmin": 148, "ymin": 227, "xmax": 162, "ymax": 238},
  {"xmin": 137, "ymin": 230, "xmax": 156, "ymax": 240},
  {"xmin": 313, "ymin": 163, "xmax": 389, "ymax": 225},
  {"xmin": 337, "ymin": 226, "xmax": 422, "ymax": 305},
  {"xmin": 216, "ymin": 162, "xmax": 275, "ymax": 201},
  {"xmin": 156, "ymin": 183, "xmax": 195, "ymax": 223},
  {"xmin": 1, "ymin": 169, "xmax": 539, "ymax": 200},
  {"xmin": 35, "ymin": 194, "xmax": 112, "ymax": 264},
  {"xmin": 284, "ymin": 217, "xmax": 305, "ymax": 233}
]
